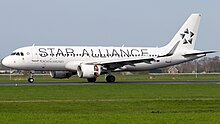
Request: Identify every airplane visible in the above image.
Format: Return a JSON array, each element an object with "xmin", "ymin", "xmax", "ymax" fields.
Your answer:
[{"xmin": 1, "ymin": 13, "xmax": 216, "ymax": 83}]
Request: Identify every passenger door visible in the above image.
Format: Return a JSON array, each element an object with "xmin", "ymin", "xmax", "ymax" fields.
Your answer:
[{"xmin": 31, "ymin": 47, "xmax": 39, "ymax": 62}]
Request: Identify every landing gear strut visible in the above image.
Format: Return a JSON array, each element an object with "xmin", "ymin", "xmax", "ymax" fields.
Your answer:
[{"xmin": 28, "ymin": 71, "xmax": 35, "ymax": 83}]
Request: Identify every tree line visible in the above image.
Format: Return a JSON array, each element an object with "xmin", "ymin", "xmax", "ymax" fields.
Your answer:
[{"xmin": 166, "ymin": 56, "xmax": 220, "ymax": 73}]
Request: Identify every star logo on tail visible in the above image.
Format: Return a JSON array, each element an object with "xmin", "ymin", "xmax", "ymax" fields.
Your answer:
[{"xmin": 180, "ymin": 28, "xmax": 194, "ymax": 44}]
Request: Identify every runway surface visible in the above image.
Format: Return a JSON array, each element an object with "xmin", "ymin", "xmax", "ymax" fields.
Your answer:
[{"xmin": 0, "ymin": 81, "xmax": 220, "ymax": 86}]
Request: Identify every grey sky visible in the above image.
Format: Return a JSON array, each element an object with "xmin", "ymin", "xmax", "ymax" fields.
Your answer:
[{"xmin": 0, "ymin": 0, "xmax": 219, "ymax": 58}]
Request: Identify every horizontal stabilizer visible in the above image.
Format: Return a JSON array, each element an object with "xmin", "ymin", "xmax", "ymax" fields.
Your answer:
[{"xmin": 183, "ymin": 50, "xmax": 216, "ymax": 57}]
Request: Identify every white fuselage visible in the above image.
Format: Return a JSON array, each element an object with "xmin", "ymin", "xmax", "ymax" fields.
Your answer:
[{"xmin": 2, "ymin": 45, "xmax": 201, "ymax": 72}]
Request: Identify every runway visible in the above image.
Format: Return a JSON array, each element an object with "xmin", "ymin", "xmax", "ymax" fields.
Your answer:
[{"xmin": 0, "ymin": 81, "xmax": 219, "ymax": 86}]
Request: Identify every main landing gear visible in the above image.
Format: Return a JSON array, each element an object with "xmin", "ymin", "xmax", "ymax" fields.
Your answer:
[
  {"xmin": 87, "ymin": 70, "xmax": 116, "ymax": 83},
  {"xmin": 105, "ymin": 70, "xmax": 116, "ymax": 83},
  {"xmin": 28, "ymin": 71, "xmax": 34, "ymax": 83},
  {"xmin": 106, "ymin": 75, "xmax": 115, "ymax": 82},
  {"xmin": 87, "ymin": 75, "xmax": 115, "ymax": 83},
  {"xmin": 87, "ymin": 78, "xmax": 97, "ymax": 82}
]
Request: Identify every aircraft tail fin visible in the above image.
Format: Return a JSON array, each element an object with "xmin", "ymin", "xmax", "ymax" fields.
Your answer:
[{"xmin": 163, "ymin": 14, "xmax": 201, "ymax": 53}]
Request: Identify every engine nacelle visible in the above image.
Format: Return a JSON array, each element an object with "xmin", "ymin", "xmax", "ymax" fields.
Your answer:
[
  {"xmin": 50, "ymin": 71, "xmax": 74, "ymax": 79},
  {"xmin": 77, "ymin": 64, "xmax": 102, "ymax": 78}
]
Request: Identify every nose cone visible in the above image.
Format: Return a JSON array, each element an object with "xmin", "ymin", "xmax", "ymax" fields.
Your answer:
[{"xmin": 2, "ymin": 56, "xmax": 11, "ymax": 68}]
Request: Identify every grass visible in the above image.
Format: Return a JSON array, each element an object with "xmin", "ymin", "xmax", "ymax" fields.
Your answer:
[
  {"xmin": 0, "ymin": 84, "xmax": 219, "ymax": 123},
  {"xmin": 1, "ymin": 72, "xmax": 220, "ymax": 83}
]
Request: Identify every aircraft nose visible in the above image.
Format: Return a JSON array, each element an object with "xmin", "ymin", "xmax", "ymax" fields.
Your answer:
[{"xmin": 2, "ymin": 56, "xmax": 11, "ymax": 68}]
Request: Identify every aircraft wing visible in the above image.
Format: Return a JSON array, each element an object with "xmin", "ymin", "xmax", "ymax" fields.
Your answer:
[
  {"xmin": 183, "ymin": 50, "xmax": 216, "ymax": 57},
  {"xmin": 88, "ymin": 57, "xmax": 155, "ymax": 70},
  {"xmin": 86, "ymin": 41, "xmax": 181, "ymax": 70}
]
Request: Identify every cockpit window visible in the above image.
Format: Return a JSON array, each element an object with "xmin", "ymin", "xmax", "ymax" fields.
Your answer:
[
  {"xmin": 10, "ymin": 52, "xmax": 24, "ymax": 56},
  {"xmin": 11, "ymin": 52, "xmax": 16, "ymax": 55},
  {"xmin": 20, "ymin": 52, "xmax": 24, "ymax": 56},
  {"xmin": 16, "ymin": 52, "xmax": 20, "ymax": 56}
]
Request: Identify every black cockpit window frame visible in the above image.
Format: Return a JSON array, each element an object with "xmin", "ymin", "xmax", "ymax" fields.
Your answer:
[
  {"xmin": 11, "ymin": 52, "xmax": 16, "ymax": 55},
  {"xmin": 16, "ymin": 52, "xmax": 20, "ymax": 56}
]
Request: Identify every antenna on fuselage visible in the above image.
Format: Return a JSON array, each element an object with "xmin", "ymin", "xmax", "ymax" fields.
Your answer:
[{"xmin": 32, "ymin": 44, "xmax": 35, "ymax": 46}]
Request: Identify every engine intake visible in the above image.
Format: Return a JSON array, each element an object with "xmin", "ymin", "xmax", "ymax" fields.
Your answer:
[{"xmin": 77, "ymin": 64, "xmax": 102, "ymax": 78}]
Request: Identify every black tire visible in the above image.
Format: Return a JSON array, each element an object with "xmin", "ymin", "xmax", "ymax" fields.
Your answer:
[
  {"xmin": 106, "ymin": 75, "xmax": 115, "ymax": 82},
  {"xmin": 28, "ymin": 78, "xmax": 34, "ymax": 83},
  {"xmin": 87, "ymin": 78, "xmax": 96, "ymax": 82}
]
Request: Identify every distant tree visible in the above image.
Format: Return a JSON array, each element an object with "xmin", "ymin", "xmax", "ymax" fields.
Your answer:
[{"xmin": 164, "ymin": 56, "xmax": 220, "ymax": 73}]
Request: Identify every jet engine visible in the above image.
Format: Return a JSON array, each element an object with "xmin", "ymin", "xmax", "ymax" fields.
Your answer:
[
  {"xmin": 77, "ymin": 64, "xmax": 102, "ymax": 78},
  {"xmin": 50, "ymin": 71, "xmax": 74, "ymax": 79}
]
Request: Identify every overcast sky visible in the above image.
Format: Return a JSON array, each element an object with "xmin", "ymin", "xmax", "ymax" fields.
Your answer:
[{"xmin": 0, "ymin": 0, "xmax": 219, "ymax": 58}]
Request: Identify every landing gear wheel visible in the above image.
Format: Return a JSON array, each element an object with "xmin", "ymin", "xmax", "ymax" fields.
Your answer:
[
  {"xmin": 28, "ymin": 78, "xmax": 34, "ymax": 83},
  {"xmin": 87, "ymin": 78, "xmax": 96, "ymax": 82},
  {"xmin": 106, "ymin": 75, "xmax": 115, "ymax": 83}
]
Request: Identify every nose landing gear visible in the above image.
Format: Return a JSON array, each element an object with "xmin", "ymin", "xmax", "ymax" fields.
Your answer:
[
  {"xmin": 28, "ymin": 78, "xmax": 34, "ymax": 83},
  {"xmin": 28, "ymin": 71, "xmax": 34, "ymax": 83}
]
